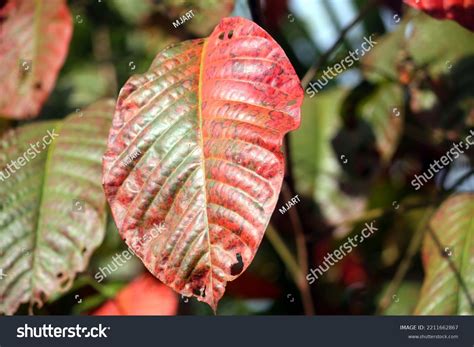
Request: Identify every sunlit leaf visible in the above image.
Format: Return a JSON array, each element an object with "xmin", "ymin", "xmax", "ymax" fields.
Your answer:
[
  {"xmin": 103, "ymin": 17, "xmax": 303, "ymax": 311},
  {"xmin": 0, "ymin": 100, "xmax": 114, "ymax": 315},
  {"xmin": 415, "ymin": 193, "xmax": 474, "ymax": 314},
  {"xmin": 0, "ymin": 0, "xmax": 72, "ymax": 119}
]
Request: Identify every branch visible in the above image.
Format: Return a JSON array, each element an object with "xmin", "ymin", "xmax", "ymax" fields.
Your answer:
[
  {"xmin": 376, "ymin": 206, "xmax": 433, "ymax": 314},
  {"xmin": 281, "ymin": 183, "xmax": 314, "ymax": 315},
  {"xmin": 265, "ymin": 224, "xmax": 315, "ymax": 315}
]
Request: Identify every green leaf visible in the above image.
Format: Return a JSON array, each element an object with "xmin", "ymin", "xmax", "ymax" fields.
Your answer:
[
  {"xmin": 379, "ymin": 281, "xmax": 421, "ymax": 315},
  {"xmin": 290, "ymin": 88, "xmax": 368, "ymax": 228},
  {"xmin": 109, "ymin": 0, "xmax": 154, "ymax": 24},
  {"xmin": 357, "ymin": 83, "xmax": 404, "ymax": 163},
  {"xmin": 415, "ymin": 193, "xmax": 474, "ymax": 315},
  {"xmin": 0, "ymin": 100, "xmax": 114, "ymax": 315},
  {"xmin": 0, "ymin": 0, "xmax": 72, "ymax": 119},
  {"xmin": 363, "ymin": 11, "xmax": 474, "ymax": 83},
  {"xmin": 291, "ymin": 88, "xmax": 346, "ymax": 196}
]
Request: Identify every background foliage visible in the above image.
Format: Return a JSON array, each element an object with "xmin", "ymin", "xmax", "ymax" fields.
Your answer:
[{"xmin": 0, "ymin": 0, "xmax": 473, "ymax": 315}]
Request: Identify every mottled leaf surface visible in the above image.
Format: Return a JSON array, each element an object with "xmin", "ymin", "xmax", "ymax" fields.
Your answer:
[
  {"xmin": 415, "ymin": 194, "xmax": 474, "ymax": 314},
  {"xmin": 93, "ymin": 273, "xmax": 178, "ymax": 315},
  {"xmin": 0, "ymin": 100, "xmax": 114, "ymax": 315},
  {"xmin": 103, "ymin": 17, "xmax": 302, "ymax": 311},
  {"xmin": 0, "ymin": 0, "xmax": 72, "ymax": 119}
]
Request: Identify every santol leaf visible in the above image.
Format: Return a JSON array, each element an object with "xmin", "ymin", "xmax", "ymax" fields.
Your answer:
[
  {"xmin": 103, "ymin": 17, "xmax": 303, "ymax": 311},
  {"xmin": 0, "ymin": 0, "xmax": 72, "ymax": 119},
  {"xmin": 0, "ymin": 100, "xmax": 114, "ymax": 315}
]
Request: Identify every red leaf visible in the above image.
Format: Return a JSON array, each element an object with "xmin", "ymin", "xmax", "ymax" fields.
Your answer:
[
  {"xmin": 93, "ymin": 274, "xmax": 178, "ymax": 316},
  {"xmin": 0, "ymin": 0, "xmax": 72, "ymax": 119},
  {"xmin": 103, "ymin": 17, "xmax": 302, "ymax": 311},
  {"xmin": 404, "ymin": 0, "xmax": 474, "ymax": 31}
]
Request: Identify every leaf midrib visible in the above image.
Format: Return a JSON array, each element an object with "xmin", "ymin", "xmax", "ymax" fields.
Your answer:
[
  {"xmin": 197, "ymin": 37, "xmax": 215, "ymax": 309},
  {"xmin": 29, "ymin": 121, "xmax": 61, "ymax": 307}
]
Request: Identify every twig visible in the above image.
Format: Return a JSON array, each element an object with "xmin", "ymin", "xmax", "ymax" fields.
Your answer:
[
  {"xmin": 376, "ymin": 206, "xmax": 434, "ymax": 314},
  {"xmin": 301, "ymin": 0, "xmax": 379, "ymax": 88},
  {"xmin": 265, "ymin": 224, "xmax": 315, "ymax": 315},
  {"xmin": 281, "ymin": 182, "xmax": 315, "ymax": 314},
  {"xmin": 281, "ymin": 182, "xmax": 309, "ymax": 278}
]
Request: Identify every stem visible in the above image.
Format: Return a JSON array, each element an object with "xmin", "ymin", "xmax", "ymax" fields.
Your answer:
[
  {"xmin": 266, "ymin": 225, "xmax": 301, "ymax": 282},
  {"xmin": 376, "ymin": 206, "xmax": 433, "ymax": 314},
  {"xmin": 281, "ymin": 182, "xmax": 309, "ymax": 281},
  {"xmin": 265, "ymin": 225, "xmax": 315, "ymax": 315},
  {"xmin": 301, "ymin": 0, "xmax": 378, "ymax": 88}
]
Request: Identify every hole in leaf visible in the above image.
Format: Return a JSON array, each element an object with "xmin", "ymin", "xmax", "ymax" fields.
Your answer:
[
  {"xmin": 192, "ymin": 287, "xmax": 202, "ymax": 296},
  {"xmin": 34, "ymin": 82, "xmax": 42, "ymax": 90},
  {"xmin": 200, "ymin": 286, "xmax": 206, "ymax": 298},
  {"xmin": 230, "ymin": 253, "xmax": 244, "ymax": 276},
  {"xmin": 56, "ymin": 272, "xmax": 63, "ymax": 278},
  {"xmin": 218, "ymin": 32, "xmax": 225, "ymax": 40},
  {"xmin": 227, "ymin": 30, "xmax": 234, "ymax": 39},
  {"xmin": 81, "ymin": 247, "xmax": 87, "ymax": 254}
]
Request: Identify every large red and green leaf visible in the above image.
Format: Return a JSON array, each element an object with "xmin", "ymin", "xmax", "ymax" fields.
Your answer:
[
  {"xmin": 93, "ymin": 273, "xmax": 178, "ymax": 315},
  {"xmin": 0, "ymin": 100, "xmax": 113, "ymax": 315},
  {"xmin": 103, "ymin": 17, "xmax": 302, "ymax": 311},
  {"xmin": 0, "ymin": 0, "xmax": 72, "ymax": 119},
  {"xmin": 415, "ymin": 194, "xmax": 474, "ymax": 314},
  {"xmin": 405, "ymin": 0, "xmax": 474, "ymax": 31}
]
